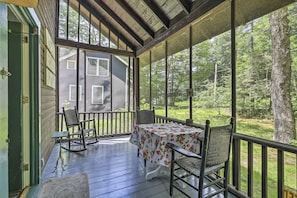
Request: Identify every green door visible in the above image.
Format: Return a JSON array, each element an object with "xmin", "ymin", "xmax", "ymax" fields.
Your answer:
[
  {"xmin": 8, "ymin": 21, "xmax": 22, "ymax": 193},
  {"xmin": 0, "ymin": 3, "xmax": 9, "ymax": 198}
]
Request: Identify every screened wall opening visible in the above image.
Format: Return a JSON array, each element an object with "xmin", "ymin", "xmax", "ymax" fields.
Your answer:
[
  {"xmin": 58, "ymin": 46, "xmax": 133, "ymax": 112},
  {"xmin": 136, "ymin": 1, "xmax": 297, "ymax": 197}
]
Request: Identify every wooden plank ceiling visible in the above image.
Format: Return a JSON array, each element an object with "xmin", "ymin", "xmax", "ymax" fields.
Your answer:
[{"xmin": 70, "ymin": 0, "xmax": 295, "ymax": 57}]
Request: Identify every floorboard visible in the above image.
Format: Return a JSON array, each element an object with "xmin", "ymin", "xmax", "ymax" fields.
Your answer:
[{"xmin": 38, "ymin": 135, "xmax": 237, "ymax": 198}]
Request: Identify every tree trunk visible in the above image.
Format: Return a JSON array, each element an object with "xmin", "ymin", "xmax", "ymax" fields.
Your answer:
[{"xmin": 270, "ymin": 8, "xmax": 296, "ymax": 143}]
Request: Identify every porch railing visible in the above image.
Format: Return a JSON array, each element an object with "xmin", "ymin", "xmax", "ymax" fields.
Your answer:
[
  {"xmin": 155, "ymin": 115, "xmax": 297, "ymax": 198},
  {"xmin": 56, "ymin": 112, "xmax": 297, "ymax": 197},
  {"xmin": 231, "ymin": 133, "xmax": 297, "ymax": 198},
  {"xmin": 56, "ymin": 111, "xmax": 135, "ymax": 137}
]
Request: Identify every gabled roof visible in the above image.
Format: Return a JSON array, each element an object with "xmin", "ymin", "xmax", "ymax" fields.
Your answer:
[{"xmin": 63, "ymin": 0, "xmax": 295, "ymax": 57}]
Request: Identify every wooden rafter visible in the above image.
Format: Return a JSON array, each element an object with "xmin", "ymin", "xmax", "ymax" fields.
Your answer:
[
  {"xmin": 116, "ymin": 0, "xmax": 155, "ymax": 39},
  {"xmin": 136, "ymin": 0, "xmax": 224, "ymax": 56},
  {"xmin": 142, "ymin": 0, "xmax": 170, "ymax": 29},
  {"xmin": 56, "ymin": 38, "xmax": 135, "ymax": 57},
  {"xmin": 94, "ymin": 0, "xmax": 144, "ymax": 46},
  {"xmin": 178, "ymin": 0, "xmax": 192, "ymax": 14}
]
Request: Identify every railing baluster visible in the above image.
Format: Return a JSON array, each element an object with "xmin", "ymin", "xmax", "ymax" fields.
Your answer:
[
  {"xmin": 248, "ymin": 142, "xmax": 253, "ymax": 197},
  {"xmin": 106, "ymin": 112, "xmax": 108, "ymax": 135},
  {"xmin": 130, "ymin": 112, "xmax": 133, "ymax": 132},
  {"xmin": 119, "ymin": 112, "xmax": 123, "ymax": 133},
  {"xmin": 277, "ymin": 150, "xmax": 284, "ymax": 198},
  {"xmin": 97, "ymin": 112, "xmax": 100, "ymax": 136},
  {"xmin": 262, "ymin": 145, "xmax": 267, "ymax": 198},
  {"xmin": 115, "ymin": 112, "xmax": 117, "ymax": 134},
  {"xmin": 123, "ymin": 112, "xmax": 126, "ymax": 133},
  {"xmin": 102, "ymin": 113, "xmax": 105, "ymax": 136}
]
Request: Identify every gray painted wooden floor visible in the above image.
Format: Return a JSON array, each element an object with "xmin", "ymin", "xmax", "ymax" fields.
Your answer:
[{"xmin": 39, "ymin": 136, "xmax": 237, "ymax": 198}]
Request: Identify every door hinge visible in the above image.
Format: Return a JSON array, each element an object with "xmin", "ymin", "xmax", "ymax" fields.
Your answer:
[
  {"xmin": 22, "ymin": 96, "xmax": 29, "ymax": 104},
  {"xmin": 23, "ymin": 36, "xmax": 28, "ymax": 43},
  {"xmin": 23, "ymin": 163, "xmax": 29, "ymax": 171}
]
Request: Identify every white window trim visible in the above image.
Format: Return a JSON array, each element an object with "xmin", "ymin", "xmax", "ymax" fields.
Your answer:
[
  {"xmin": 91, "ymin": 85, "xmax": 104, "ymax": 104},
  {"xmin": 86, "ymin": 57, "xmax": 98, "ymax": 76},
  {"xmin": 98, "ymin": 58, "xmax": 109, "ymax": 76},
  {"xmin": 86, "ymin": 56, "xmax": 109, "ymax": 76},
  {"xmin": 66, "ymin": 60, "xmax": 76, "ymax": 70},
  {"xmin": 69, "ymin": 84, "xmax": 82, "ymax": 101}
]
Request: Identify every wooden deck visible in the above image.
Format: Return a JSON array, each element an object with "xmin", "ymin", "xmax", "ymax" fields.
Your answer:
[{"xmin": 32, "ymin": 136, "xmax": 237, "ymax": 198}]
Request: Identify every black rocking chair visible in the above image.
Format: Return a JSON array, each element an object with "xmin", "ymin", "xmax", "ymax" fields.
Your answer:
[{"xmin": 62, "ymin": 106, "xmax": 98, "ymax": 152}]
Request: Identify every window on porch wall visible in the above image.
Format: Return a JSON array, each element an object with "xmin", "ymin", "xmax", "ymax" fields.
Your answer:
[
  {"xmin": 234, "ymin": 2, "xmax": 297, "ymax": 196},
  {"xmin": 79, "ymin": 6, "xmax": 89, "ymax": 44},
  {"xmin": 58, "ymin": 47, "xmax": 82, "ymax": 111},
  {"xmin": 58, "ymin": 0, "xmax": 67, "ymax": 39},
  {"xmin": 167, "ymin": 32, "xmax": 190, "ymax": 120},
  {"xmin": 58, "ymin": 0, "xmax": 125, "ymax": 50},
  {"xmin": 91, "ymin": 85, "xmax": 104, "ymax": 105},
  {"xmin": 58, "ymin": 46, "xmax": 132, "ymax": 113},
  {"xmin": 151, "ymin": 42, "xmax": 166, "ymax": 116},
  {"xmin": 67, "ymin": 1, "xmax": 79, "ymax": 42},
  {"xmin": 139, "ymin": 51, "xmax": 150, "ymax": 110}
]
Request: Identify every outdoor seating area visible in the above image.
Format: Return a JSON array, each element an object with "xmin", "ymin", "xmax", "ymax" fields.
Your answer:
[
  {"xmin": 35, "ymin": 135, "xmax": 238, "ymax": 198},
  {"xmin": 2, "ymin": 0, "xmax": 297, "ymax": 197}
]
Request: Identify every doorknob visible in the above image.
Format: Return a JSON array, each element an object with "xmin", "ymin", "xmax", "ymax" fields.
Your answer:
[{"xmin": 0, "ymin": 67, "xmax": 11, "ymax": 79}]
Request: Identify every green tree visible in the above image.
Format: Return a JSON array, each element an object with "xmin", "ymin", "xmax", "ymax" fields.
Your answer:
[
  {"xmin": 270, "ymin": 7, "xmax": 296, "ymax": 143},
  {"xmin": 236, "ymin": 18, "xmax": 272, "ymax": 117}
]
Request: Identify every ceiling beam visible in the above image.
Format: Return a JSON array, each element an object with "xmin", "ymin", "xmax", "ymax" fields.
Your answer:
[
  {"xmin": 142, "ymin": 0, "xmax": 170, "ymax": 29},
  {"xmin": 178, "ymin": 0, "xmax": 191, "ymax": 14},
  {"xmin": 56, "ymin": 37, "xmax": 135, "ymax": 57},
  {"xmin": 77, "ymin": 0, "xmax": 136, "ymax": 52},
  {"xmin": 94, "ymin": 0, "xmax": 144, "ymax": 46},
  {"xmin": 136, "ymin": 0, "xmax": 224, "ymax": 56},
  {"xmin": 116, "ymin": 0, "xmax": 155, "ymax": 39}
]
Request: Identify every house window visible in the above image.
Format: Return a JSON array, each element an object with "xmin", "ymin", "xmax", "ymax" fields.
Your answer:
[
  {"xmin": 69, "ymin": 84, "xmax": 82, "ymax": 101},
  {"xmin": 98, "ymin": 59, "xmax": 109, "ymax": 76},
  {"xmin": 92, "ymin": 85, "xmax": 104, "ymax": 104},
  {"xmin": 67, "ymin": 60, "xmax": 76, "ymax": 70},
  {"xmin": 86, "ymin": 56, "xmax": 109, "ymax": 76}
]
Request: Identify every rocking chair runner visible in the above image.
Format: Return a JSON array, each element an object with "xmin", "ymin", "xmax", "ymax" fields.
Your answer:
[
  {"xmin": 62, "ymin": 107, "xmax": 98, "ymax": 152},
  {"xmin": 166, "ymin": 118, "xmax": 234, "ymax": 197}
]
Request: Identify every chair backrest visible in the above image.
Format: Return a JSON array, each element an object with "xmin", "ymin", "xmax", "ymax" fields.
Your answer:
[
  {"xmin": 201, "ymin": 118, "xmax": 234, "ymax": 167},
  {"xmin": 63, "ymin": 107, "xmax": 80, "ymax": 127},
  {"xmin": 136, "ymin": 109, "xmax": 155, "ymax": 124}
]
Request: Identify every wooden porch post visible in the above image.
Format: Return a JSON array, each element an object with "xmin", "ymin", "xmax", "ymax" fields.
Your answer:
[
  {"xmin": 134, "ymin": 57, "xmax": 140, "ymax": 110},
  {"xmin": 231, "ymin": 0, "xmax": 240, "ymax": 190}
]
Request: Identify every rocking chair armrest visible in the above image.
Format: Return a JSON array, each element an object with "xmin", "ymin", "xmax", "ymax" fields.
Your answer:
[
  {"xmin": 166, "ymin": 142, "xmax": 201, "ymax": 159},
  {"xmin": 80, "ymin": 119, "xmax": 95, "ymax": 123}
]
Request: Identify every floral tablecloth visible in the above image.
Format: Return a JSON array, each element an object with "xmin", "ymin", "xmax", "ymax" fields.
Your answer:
[{"xmin": 131, "ymin": 122, "xmax": 203, "ymax": 167}]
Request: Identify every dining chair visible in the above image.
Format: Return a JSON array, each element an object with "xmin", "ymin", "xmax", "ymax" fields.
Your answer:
[
  {"xmin": 166, "ymin": 118, "xmax": 234, "ymax": 197},
  {"xmin": 62, "ymin": 106, "xmax": 98, "ymax": 152},
  {"xmin": 135, "ymin": 109, "xmax": 155, "ymax": 166},
  {"xmin": 136, "ymin": 109, "xmax": 155, "ymax": 124}
]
